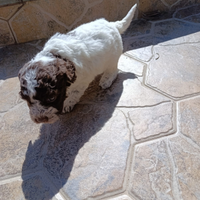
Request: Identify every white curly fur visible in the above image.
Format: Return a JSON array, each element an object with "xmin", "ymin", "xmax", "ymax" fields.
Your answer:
[{"xmin": 19, "ymin": 4, "xmax": 137, "ymax": 123}]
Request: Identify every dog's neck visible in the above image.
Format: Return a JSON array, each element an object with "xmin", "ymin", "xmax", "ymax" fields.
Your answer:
[{"xmin": 51, "ymin": 53, "xmax": 68, "ymax": 62}]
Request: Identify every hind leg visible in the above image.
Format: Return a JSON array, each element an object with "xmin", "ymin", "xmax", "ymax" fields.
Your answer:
[{"xmin": 99, "ymin": 63, "xmax": 118, "ymax": 89}]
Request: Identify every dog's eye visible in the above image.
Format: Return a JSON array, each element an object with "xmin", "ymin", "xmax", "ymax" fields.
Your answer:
[{"xmin": 49, "ymin": 81, "xmax": 56, "ymax": 88}]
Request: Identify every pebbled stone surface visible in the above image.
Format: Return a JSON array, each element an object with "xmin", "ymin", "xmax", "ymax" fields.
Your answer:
[
  {"xmin": 42, "ymin": 104, "xmax": 130, "ymax": 199},
  {"xmin": 0, "ymin": 20, "xmax": 15, "ymax": 46},
  {"xmin": 128, "ymin": 102, "xmax": 173, "ymax": 140},
  {"xmin": 33, "ymin": 0, "xmax": 86, "ymax": 27},
  {"xmin": 0, "ymin": 4, "xmax": 22, "ymax": 20},
  {"xmin": 0, "ymin": 174, "xmax": 58, "ymax": 200},
  {"xmin": 130, "ymin": 140, "xmax": 174, "ymax": 200},
  {"xmin": 154, "ymin": 19, "xmax": 200, "ymax": 45},
  {"xmin": 0, "ymin": 78, "xmax": 21, "ymax": 113},
  {"xmin": 125, "ymin": 35, "xmax": 154, "ymax": 62},
  {"xmin": 183, "ymin": 14, "xmax": 200, "ymax": 23},
  {"xmin": 169, "ymin": 135, "xmax": 200, "ymax": 200},
  {"xmin": 1, "ymin": 8, "xmax": 200, "ymax": 200},
  {"xmin": 0, "ymin": 43, "xmax": 39, "ymax": 79},
  {"xmin": 107, "ymin": 195, "xmax": 135, "ymax": 200},
  {"xmin": 10, "ymin": 4, "xmax": 66, "ymax": 43},
  {"xmin": 122, "ymin": 19, "xmax": 152, "ymax": 38},
  {"xmin": 146, "ymin": 43, "xmax": 200, "ymax": 98},
  {"xmin": 75, "ymin": 0, "xmax": 137, "ymax": 27},
  {"xmin": 178, "ymin": 97, "xmax": 200, "ymax": 147},
  {"xmin": 79, "ymin": 73, "xmax": 170, "ymax": 108},
  {"xmin": 0, "ymin": 103, "xmax": 42, "ymax": 178},
  {"xmin": 174, "ymin": 4, "xmax": 200, "ymax": 20},
  {"xmin": 138, "ymin": 0, "xmax": 168, "ymax": 14},
  {"xmin": 118, "ymin": 54, "xmax": 145, "ymax": 76}
]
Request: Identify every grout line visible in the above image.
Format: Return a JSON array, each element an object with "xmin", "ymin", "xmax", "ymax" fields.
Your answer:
[
  {"xmin": 8, "ymin": 2, "xmax": 25, "ymax": 21},
  {"xmin": 7, "ymin": 3, "xmax": 25, "ymax": 44},
  {"xmin": 144, "ymin": 80, "xmax": 200, "ymax": 102},
  {"xmin": 116, "ymin": 100, "xmax": 172, "ymax": 109},
  {"xmin": 166, "ymin": 138, "xmax": 182, "ymax": 200},
  {"xmin": 157, "ymin": 40, "xmax": 200, "ymax": 47},
  {"xmin": 7, "ymin": 20, "xmax": 17, "ymax": 44},
  {"xmin": 173, "ymin": 3, "xmax": 200, "ymax": 17},
  {"xmin": 126, "ymin": 145, "xmax": 142, "ymax": 200},
  {"xmin": 0, "ymin": 167, "xmax": 42, "ymax": 185},
  {"xmin": 133, "ymin": 129, "xmax": 178, "ymax": 147},
  {"xmin": 30, "ymin": 3, "xmax": 69, "ymax": 29},
  {"xmin": 119, "ymin": 109, "xmax": 135, "ymax": 191},
  {"xmin": 69, "ymin": 0, "xmax": 104, "ymax": 30},
  {"xmin": 176, "ymin": 18, "xmax": 200, "ymax": 27},
  {"xmin": 180, "ymin": 133, "xmax": 200, "ymax": 151},
  {"xmin": 0, "ymin": 174, "xmax": 22, "ymax": 185}
]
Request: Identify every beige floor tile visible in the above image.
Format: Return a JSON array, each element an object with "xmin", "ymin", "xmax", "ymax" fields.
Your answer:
[
  {"xmin": 146, "ymin": 44, "xmax": 200, "ymax": 98},
  {"xmin": 178, "ymin": 97, "xmax": 200, "ymax": 146},
  {"xmin": 0, "ymin": 20, "xmax": 15, "ymax": 46},
  {"xmin": 169, "ymin": 135, "xmax": 200, "ymax": 200},
  {"xmin": 1, "ymin": 6, "xmax": 200, "ymax": 200}
]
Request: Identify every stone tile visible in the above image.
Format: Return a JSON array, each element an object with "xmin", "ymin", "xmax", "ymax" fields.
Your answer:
[
  {"xmin": 0, "ymin": 20, "xmax": 15, "ymax": 46},
  {"xmin": 154, "ymin": 19, "xmax": 200, "ymax": 45},
  {"xmin": 169, "ymin": 135, "xmax": 200, "ymax": 199},
  {"xmin": 162, "ymin": 0, "xmax": 179, "ymax": 6},
  {"xmin": 146, "ymin": 44, "xmax": 200, "ymax": 98},
  {"xmin": 171, "ymin": 0, "xmax": 200, "ymax": 11},
  {"xmin": 0, "ymin": 175, "xmax": 58, "ymax": 200},
  {"xmin": 174, "ymin": 4, "xmax": 200, "ymax": 20},
  {"xmin": 0, "ymin": 103, "xmax": 43, "ymax": 178},
  {"xmin": 178, "ymin": 97, "xmax": 200, "ymax": 147},
  {"xmin": 75, "ymin": 0, "xmax": 137, "ymax": 27},
  {"xmin": 10, "ymin": 4, "xmax": 66, "ymax": 43},
  {"xmin": 0, "ymin": 43, "xmax": 39, "ymax": 79},
  {"xmin": 184, "ymin": 13, "xmax": 200, "ymax": 23},
  {"xmin": 41, "ymin": 104, "xmax": 130, "ymax": 199},
  {"xmin": 33, "ymin": 0, "xmax": 85, "ymax": 27},
  {"xmin": 0, "ymin": 78, "xmax": 21, "ymax": 113},
  {"xmin": 130, "ymin": 140, "xmax": 174, "ymax": 200},
  {"xmin": 127, "ymin": 102, "xmax": 173, "ymax": 140},
  {"xmin": 138, "ymin": 0, "xmax": 167, "ymax": 15},
  {"xmin": 122, "ymin": 19, "xmax": 152, "ymax": 38},
  {"xmin": 125, "ymin": 35, "xmax": 153, "ymax": 62},
  {"xmin": 80, "ymin": 72, "xmax": 170, "ymax": 107},
  {"xmin": 107, "ymin": 194, "xmax": 135, "ymax": 200},
  {"xmin": 118, "ymin": 54, "xmax": 144, "ymax": 76},
  {"xmin": 0, "ymin": 4, "xmax": 22, "ymax": 20},
  {"xmin": 87, "ymin": 0, "xmax": 102, "ymax": 4}
]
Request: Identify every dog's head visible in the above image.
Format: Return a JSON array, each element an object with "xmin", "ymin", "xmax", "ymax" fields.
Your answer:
[{"xmin": 18, "ymin": 56, "xmax": 76, "ymax": 124}]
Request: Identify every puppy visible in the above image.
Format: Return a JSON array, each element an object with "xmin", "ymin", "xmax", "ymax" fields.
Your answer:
[{"xmin": 18, "ymin": 4, "xmax": 137, "ymax": 124}]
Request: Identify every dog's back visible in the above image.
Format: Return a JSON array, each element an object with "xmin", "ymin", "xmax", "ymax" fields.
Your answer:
[
  {"xmin": 18, "ymin": 4, "xmax": 137, "ymax": 123},
  {"xmin": 43, "ymin": 4, "xmax": 137, "ymax": 76}
]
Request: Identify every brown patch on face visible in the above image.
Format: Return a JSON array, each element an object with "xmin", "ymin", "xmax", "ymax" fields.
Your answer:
[
  {"xmin": 33, "ymin": 57, "xmax": 76, "ymax": 112},
  {"xmin": 18, "ymin": 56, "xmax": 76, "ymax": 115}
]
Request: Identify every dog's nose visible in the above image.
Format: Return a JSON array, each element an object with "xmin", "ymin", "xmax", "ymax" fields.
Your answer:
[{"xmin": 35, "ymin": 116, "xmax": 48, "ymax": 123}]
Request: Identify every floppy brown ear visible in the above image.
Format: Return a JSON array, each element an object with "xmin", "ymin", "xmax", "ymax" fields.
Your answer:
[{"xmin": 56, "ymin": 58, "xmax": 76, "ymax": 85}]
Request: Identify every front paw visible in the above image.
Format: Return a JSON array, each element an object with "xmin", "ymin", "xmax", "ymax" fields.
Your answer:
[{"xmin": 62, "ymin": 105, "xmax": 74, "ymax": 113}]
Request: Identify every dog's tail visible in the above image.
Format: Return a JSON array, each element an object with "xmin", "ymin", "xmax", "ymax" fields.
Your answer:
[{"xmin": 113, "ymin": 4, "xmax": 137, "ymax": 34}]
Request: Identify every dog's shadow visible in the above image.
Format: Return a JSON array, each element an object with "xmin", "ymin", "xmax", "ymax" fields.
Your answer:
[{"xmin": 21, "ymin": 72, "xmax": 137, "ymax": 200}]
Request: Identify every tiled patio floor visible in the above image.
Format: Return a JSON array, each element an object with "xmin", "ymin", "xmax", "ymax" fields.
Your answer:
[{"xmin": 0, "ymin": 5, "xmax": 200, "ymax": 200}]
